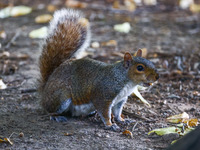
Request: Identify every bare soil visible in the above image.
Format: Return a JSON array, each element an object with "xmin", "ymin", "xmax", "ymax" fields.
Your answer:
[{"xmin": 0, "ymin": 1, "xmax": 200, "ymax": 150}]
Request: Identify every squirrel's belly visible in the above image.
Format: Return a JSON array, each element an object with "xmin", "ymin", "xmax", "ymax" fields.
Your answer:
[{"xmin": 71, "ymin": 103, "xmax": 95, "ymax": 116}]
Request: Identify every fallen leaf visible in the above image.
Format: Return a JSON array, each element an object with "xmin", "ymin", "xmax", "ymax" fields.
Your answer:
[
  {"xmin": 0, "ymin": 79, "xmax": 7, "ymax": 89},
  {"xmin": 179, "ymin": 0, "xmax": 194, "ymax": 9},
  {"xmin": 132, "ymin": 85, "xmax": 151, "ymax": 107},
  {"xmin": 0, "ymin": 139, "xmax": 4, "ymax": 143},
  {"xmin": 190, "ymin": 3, "xmax": 200, "ymax": 13},
  {"xmin": 112, "ymin": 0, "xmax": 136, "ymax": 11},
  {"xmin": 0, "ymin": 138, "xmax": 13, "ymax": 145},
  {"xmin": 148, "ymin": 127, "xmax": 181, "ymax": 136},
  {"xmin": 143, "ymin": 0, "xmax": 157, "ymax": 5},
  {"xmin": 124, "ymin": 0, "xmax": 136, "ymax": 11},
  {"xmin": 183, "ymin": 118, "xmax": 198, "ymax": 127},
  {"xmin": 91, "ymin": 42, "xmax": 100, "ymax": 48},
  {"xmin": 112, "ymin": 1, "xmax": 120, "ymax": 9},
  {"xmin": 35, "ymin": 14, "xmax": 53, "ymax": 24},
  {"xmin": 114, "ymin": 22, "xmax": 131, "ymax": 33},
  {"xmin": 63, "ymin": 133, "xmax": 73, "ymax": 136},
  {"xmin": 0, "ymin": 51, "xmax": 10, "ymax": 58},
  {"xmin": 0, "ymin": 30, "xmax": 6, "ymax": 39},
  {"xmin": 101, "ymin": 40, "xmax": 117, "ymax": 47},
  {"xmin": 122, "ymin": 130, "xmax": 133, "ymax": 138},
  {"xmin": 4, "ymin": 138, "xmax": 13, "ymax": 145},
  {"xmin": 167, "ymin": 112, "xmax": 189, "ymax": 123},
  {"xmin": 47, "ymin": 5, "xmax": 57, "ymax": 12},
  {"xmin": 0, "ymin": 6, "xmax": 32, "ymax": 18},
  {"xmin": 112, "ymin": 52, "xmax": 124, "ymax": 58},
  {"xmin": 193, "ymin": 91, "xmax": 200, "ymax": 96},
  {"xmin": 171, "ymin": 139, "xmax": 177, "ymax": 144},
  {"xmin": 29, "ymin": 27, "xmax": 48, "ymax": 39},
  {"xmin": 65, "ymin": 0, "xmax": 87, "ymax": 8}
]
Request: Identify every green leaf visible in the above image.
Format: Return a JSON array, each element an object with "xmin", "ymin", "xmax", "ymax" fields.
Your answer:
[{"xmin": 148, "ymin": 127, "xmax": 181, "ymax": 135}]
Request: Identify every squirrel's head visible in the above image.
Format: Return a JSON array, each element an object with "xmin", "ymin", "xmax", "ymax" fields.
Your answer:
[{"xmin": 124, "ymin": 49, "xmax": 159, "ymax": 86}]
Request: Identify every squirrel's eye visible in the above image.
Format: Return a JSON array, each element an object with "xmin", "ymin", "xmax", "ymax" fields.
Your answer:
[{"xmin": 137, "ymin": 65, "xmax": 144, "ymax": 71}]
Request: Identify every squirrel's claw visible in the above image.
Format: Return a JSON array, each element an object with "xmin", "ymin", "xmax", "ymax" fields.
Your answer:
[
  {"xmin": 105, "ymin": 123, "xmax": 121, "ymax": 132},
  {"xmin": 50, "ymin": 116, "xmax": 68, "ymax": 122}
]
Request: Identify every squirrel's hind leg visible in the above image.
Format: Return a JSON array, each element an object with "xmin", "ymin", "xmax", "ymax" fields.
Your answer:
[{"xmin": 50, "ymin": 98, "xmax": 72, "ymax": 122}]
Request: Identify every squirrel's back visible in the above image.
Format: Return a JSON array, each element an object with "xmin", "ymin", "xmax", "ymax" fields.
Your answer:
[{"xmin": 39, "ymin": 9, "xmax": 90, "ymax": 86}]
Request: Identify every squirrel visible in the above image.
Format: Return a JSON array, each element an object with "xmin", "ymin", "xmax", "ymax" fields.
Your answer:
[{"xmin": 38, "ymin": 9, "xmax": 159, "ymax": 131}]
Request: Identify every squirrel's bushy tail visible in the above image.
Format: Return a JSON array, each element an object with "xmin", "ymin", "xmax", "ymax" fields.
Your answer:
[{"xmin": 39, "ymin": 9, "xmax": 90, "ymax": 84}]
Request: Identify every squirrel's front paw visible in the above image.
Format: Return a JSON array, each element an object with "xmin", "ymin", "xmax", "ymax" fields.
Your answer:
[
  {"xmin": 105, "ymin": 123, "xmax": 121, "ymax": 132},
  {"xmin": 50, "ymin": 116, "xmax": 68, "ymax": 122}
]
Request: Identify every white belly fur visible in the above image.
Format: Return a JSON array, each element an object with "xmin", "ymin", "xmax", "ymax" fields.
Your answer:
[
  {"xmin": 112, "ymin": 81, "xmax": 137, "ymax": 106},
  {"xmin": 71, "ymin": 103, "xmax": 95, "ymax": 116}
]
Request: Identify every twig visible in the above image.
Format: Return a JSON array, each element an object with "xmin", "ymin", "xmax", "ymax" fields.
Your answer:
[
  {"xmin": 132, "ymin": 121, "xmax": 138, "ymax": 132},
  {"xmin": 21, "ymin": 88, "xmax": 37, "ymax": 93},
  {"xmin": 5, "ymin": 31, "xmax": 20, "ymax": 50},
  {"xmin": 123, "ymin": 110, "xmax": 151, "ymax": 121}
]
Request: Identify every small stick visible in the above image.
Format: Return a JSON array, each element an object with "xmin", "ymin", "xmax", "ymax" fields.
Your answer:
[
  {"xmin": 132, "ymin": 121, "xmax": 138, "ymax": 132},
  {"xmin": 5, "ymin": 31, "xmax": 20, "ymax": 50}
]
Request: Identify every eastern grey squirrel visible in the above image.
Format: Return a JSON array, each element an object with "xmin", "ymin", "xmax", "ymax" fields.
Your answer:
[{"xmin": 38, "ymin": 9, "xmax": 159, "ymax": 131}]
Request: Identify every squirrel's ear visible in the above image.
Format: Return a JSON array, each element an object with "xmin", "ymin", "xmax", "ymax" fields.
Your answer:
[
  {"xmin": 135, "ymin": 49, "xmax": 142, "ymax": 57},
  {"xmin": 124, "ymin": 52, "xmax": 132, "ymax": 68}
]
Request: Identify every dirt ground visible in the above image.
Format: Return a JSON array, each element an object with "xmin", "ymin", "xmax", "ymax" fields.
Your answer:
[{"xmin": 0, "ymin": 1, "xmax": 200, "ymax": 150}]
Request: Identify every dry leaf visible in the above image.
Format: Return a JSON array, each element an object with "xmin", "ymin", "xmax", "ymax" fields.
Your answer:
[
  {"xmin": 112, "ymin": 52, "xmax": 124, "ymax": 57},
  {"xmin": 65, "ymin": 0, "xmax": 87, "ymax": 8},
  {"xmin": 0, "ymin": 51, "xmax": 10, "ymax": 58},
  {"xmin": 179, "ymin": 0, "xmax": 194, "ymax": 9},
  {"xmin": 47, "ymin": 5, "xmax": 57, "ymax": 12},
  {"xmin": 190, "ymin": 3, "xmax": 200, "ymax": 13},
  {"xmin": 193, "ymin": 91, "xmax": 200, "ymax": 96},
  {"xmin": 122, "ymin": 130, "xmax": 133, "ymax": 138},
  {"xmin": 4, "ymin": 138, "xmax": 13, "ymax": 145},
  {"xmin": 0, "ymin": 79, "xmax": 7, "ymax": 89},
  {"xmin": 91, "ymin": 42, "xmax": 100, "ymax": 48},
  {"xmin": 0, "ymin": 138, "xmax": 13, "ymax": 145},
  {"xmin": 124, "ymin": 0, "xmax": 136, "ymax": 11},
  {"xmin": 167, "ymin": 112, "xmax": 189, "ymax": 123},
  {"xmin": 114, "ymin": 22, "xmax": 131, "ymax": 33},
  {"xmin": 143, "ymin": 0, "xmax": 157, "ymax": 5},
  {"xmin": 112, "ymin": 1, "xmax": 120, "ymax": 9},
  {"xmin": 0, "ymin": 30, "xmax": 6, "ymax": 39},
  {"xmin": 29, "ymin": 27, "xmax": 48, "ymax": 39},
  {"xmin": 35, "ymin": 14, "xmax": 53, "ymax": 24},
  {"xmin": 132, "ymin": 85, "xmax": 151, "ymax": 107},
  {"xmin": 0, "ymin": 138, "xmax": 4, "ymax": 143},
  {"xmin": 183, "ymin": 118, "xmax": 198, "ymax": 127},
  {"xmin": 63, "ymin": 133, "xmax": 73, "ymax": 136},
  {"xmin": 113, "ymin": 0, "xmax": 136, "ymax": 11},
  {"xmin": 101, "ymin": 40, "xmax": 117, "ymax": 47},
  {"xmin": 0, "ymin": 6, "xmax": 32, "ymax": 18}
]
